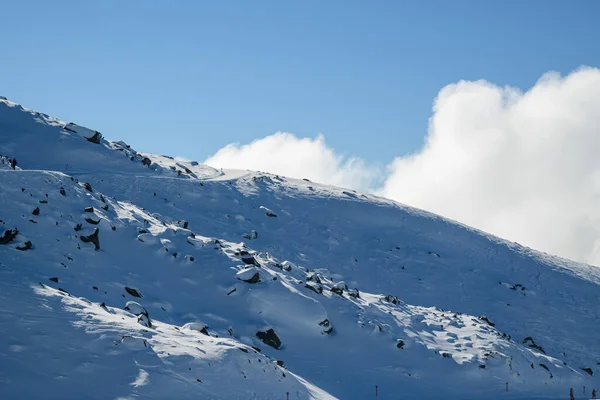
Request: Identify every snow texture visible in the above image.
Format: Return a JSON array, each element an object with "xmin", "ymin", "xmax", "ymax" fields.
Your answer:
[{"xmin": 1, "ymin": 97, "xmax": 600, "ymax": 399}]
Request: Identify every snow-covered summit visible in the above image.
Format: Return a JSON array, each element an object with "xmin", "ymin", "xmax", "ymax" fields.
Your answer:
[{"xmin": 1, "ymin": 97, "xmax": 600, "ymax": 399}]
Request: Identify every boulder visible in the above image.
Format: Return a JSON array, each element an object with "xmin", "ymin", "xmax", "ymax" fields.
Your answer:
[
  {"xmin": 142, "ymin": 157, "xmax": 152, "ymax": 166},
  {"xmin": 125, "ymin": 286, "xmax": 143, "ymax": 298},
  {"xmin": 86, "ymin": 131, "xmax": 103, "ymax": 144},
  {"xmin": 330, "ymin": 281, "xmax": 348, "ymax": 296},
  {"xmin": 84, "ymin": 207, "xmax": 94, "ymax": 213},
  {"xmin": 256, "ymin": 328, "xmax": 281, "ymax": 349},
  {"xmin": 16, "ymin": 241, "xmax": 33, "ymax": 251},
  {"xmin": 137, "ymin": 313, "xmax": 152, "ymax": 328},
  {"xmin": 582, "ymin": 367, "xmax": 593, "ymax": 376},
  {"xmin": 124, "ymin": 301, "xmax": 146, "ymax": 316},
  {"xmin": 384, "ymin": 295, "xmax": 399, "ymax": 305},
  {"xmin": 80, "ymin": 228, "xmax": 100, "ymax": 250},
  {"xmin": 85, "ymin": 217, "xmax": 100, "ymax": 225},
  {"xmin": 83, "ymin": 182, "xmax": 93, "ymax": 192},
  {"xmin": 396, "ymin": 339, "xmax": 405, "ymax": 349},
  {"xmin": 236, "ymin": 267, "xmax": 260, "ymax": 284},
  {"xmin": 0, "ymin": 228, "xmax": 18, "ymax": 245},
  {"xmin": 32, "ymin": 207, "xmax": 40, "ymax": 216},
  {"xmin": 319, "ymin": 319, "xmax": 333, "ymax": 335},
  {"xmin": 347, "ymin": 288, "xmax": 360, "ymax": 298},
  {"xmin": 305, "ymin": 282, "xmax": 323, "ymax": 294}
]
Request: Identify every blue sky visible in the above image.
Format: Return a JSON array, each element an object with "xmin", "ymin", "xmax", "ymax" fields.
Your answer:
[{"xmin": 1, "ymin": 0, "xmax": 599, "ymax": 164}]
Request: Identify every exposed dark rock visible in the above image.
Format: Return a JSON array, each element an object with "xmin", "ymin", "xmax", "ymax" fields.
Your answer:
[
  {"xmin": 28, "ymin": 219, "xmax": 37, "ymax": 224},
  {"xmin": 479, "ymin": 315, "xmax": 495, "ymax": 327},
  {"xmin": 582, "ymin": 367, "xmax": 593, "ymax": 376},
  {"xmin": 142, "ymin": 157, "xmax": 152, "ymax": 166},
  {"xmin": 539, "ymin": 363, "xmax": 549, "ymax": 371},
  {"xmin": 276, "ymin": 360, "xmax": 284, "ymax": 367},
  {"xmin": 39, "ymin": 200, "xmax": 48, "ymax": 204},
  {"xmin": 256, "ymin": 328, "xmax": 281, "ymax": 349},
  {"xmin": 479, "ymin": 364, "xmax": 486, "ymax": 369},
  {"xmin": 16, "ymin": 241, "xmax": 33, "ymax": 251},
  {"xmin": 305, "ymin": 282, "xmax": 323, "ymax": 294},
  {"xmin": 125, "ymin": 286, "xmax": 143, "ymax": 298},
  {"xmin": 384, "ymin": 294, "xmax": 399, "ymax": 305},
  {"xmin": 347, "ymin": 288, "xmax": 360, "ymax": 298},
  {"xmin": 59, "ymin": 187, "xmax": 66, "ymax": 196},
  {"xmin": 86, "ymin": 131, "xmax": 103, "ymax": 144},
  {"xmin": 49, "ymin": 277, "xmax": 59, "ymax": 283},
  {"xmin": 84, "ymin": 207, "xmax": 94, "ymax": 213},
  {"xmin": 85, "ymin": 217, "xmax": 100, "ymax": 225},
  {"xmin": 80, "ymin": 228, "xmax": 100, "ymax": 250},
  {"xmin": 83, "ymin": 182, "xmax": 93, "ymax": 192},
  {"xmin": 522, "ymin": 337, "xmax": 545, "ymax": 354},
  {"xmin": 92, "ymin": 286, "xmax": 98, "ymax": 291},
  {"xmin": 101, "ymin": 204, "xmax": 109, "ymax": 211},
  {"xmin": 226, "ymin": 288, "xmax": 237, "ymax": 295},
  {"xmin": 441, "ymin": 352, "xmax": 451, "ymax": 358},
  {"xmin": 319, "ymin": 319, "xmax": 333, "ymax": 335},
  {"xmin": 237, "ymin": 270, "xmax": 260, "ymax": 284},
  {"xmin": 241, "ymin": 256, "xmax": 258, "ymax": 266},
  {"xmin": 330, "ymin": 281, "xmax": 348, "ymax": 296},
  {"xmin": 396, "ymin": 339, "xmax": 405, "ymax": 349},
  {"xmin": 250, "ymin": 346, "xmax": 261, "ymax": 353},
  {"xmin": 0, "ymin": 228, "xmax": 18, "ymax": 245},
  {"xmin": 32, "ymin": 207, "xmax": 40, "ymax": 216},
  {"xmin": 265, "ymin": 211, "xmax": 277, "ymax": 218},
  {"xmin": 429, "ymin": 251, "xmax": 440, "ymax": 257}
]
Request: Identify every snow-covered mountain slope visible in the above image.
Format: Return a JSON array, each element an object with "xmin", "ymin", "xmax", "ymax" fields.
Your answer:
[{"xmin": 1, "ymin": 97, "xmax": 600, "ymax": 399}]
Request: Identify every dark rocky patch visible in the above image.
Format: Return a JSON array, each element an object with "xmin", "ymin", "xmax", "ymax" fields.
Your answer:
[
  {"xmin": 49, "ymin": 277, "xmax": 59, "ymax": 283},
  {"xmin": 142, "ymin": 157, "xmax": 152, "ymax": 166},
  {"xmin": 39, "ymin": 200, "xmax": 48, "ymax": 204},
  {"xmin": 83, "ymin": 182, "xmax": 93, "ymax": 192},
  {"xmin": 32, "ymin": 207, "xmax": 40, "ymax": 216},
  {"xmin": 125, "ymin": 287, "xmax": 143, "ymax": 298},
  {"xmin": 80, "ymin": 228, "xmax": 100, "ymax": 250},
  {"xmin": 384, "ymin": 295, "xmax": 399, "ymax": 304},
  {"xmin": 479, "ymin": 315, "xmax": 495, "ymax": 327},
  {"xmin": 86, "ymin": 131, "xmax": 103, "ymax": 144},
  {"xmin": 74, "ymin": 223, "xmax": 82, "ymax": 231},
  {"xmin": 59, "ymin": 187, "xmax": 66, "ymax": 196},
  {"xmin": 85, "ymin": 217, "xmax": 100, "ymax": 225},
  {"xmin": 84, "ymin": 207, "xmax": 94, "ymax": 213},
  {"xmin": 396, "ymin": 339, "xmax": 405, "ymax": 349},
  {"xmin": 265, "ymin": 211, "xmax": 277, "ymax": 218},
  {"xmin": 305, "ymin": 282, "xmax": 323, "ymax": 294},
  {"xmin": 0, "ymin": 228, "xmax": 18, "ymax": 245},
  {"xmin": 522, "ymin": 337, "xmax": 545, "ymax": 354},
  {"xmin": 256, "ymin": 328, "xmax": 281, "ymax": 349},
  {"xmin": 582, "ymin": 367, "xmax": 593, "ymax": 376}
]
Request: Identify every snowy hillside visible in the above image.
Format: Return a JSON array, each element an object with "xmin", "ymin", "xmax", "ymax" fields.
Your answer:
[{"xmin": 1, "ymin": 97, "xmax": 600, "ymax": 399}]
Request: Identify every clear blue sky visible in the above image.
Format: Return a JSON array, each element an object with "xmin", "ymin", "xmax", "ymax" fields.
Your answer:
[{"xmin": 2, "ymin": 0, "xmax": 599, "ymax": 164}]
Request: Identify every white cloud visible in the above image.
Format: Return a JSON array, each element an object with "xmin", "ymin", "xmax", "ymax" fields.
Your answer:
[
  {"xmin": 205, "ymin": 132, "xmax": 380, "ymax": 191},
  {"xmin": 379, "ymin": 67, "xmax": 600, "ymax": 266},
  {"xmin": 205, "ymin": 67, "xmax": 600, "ymax": 266}
]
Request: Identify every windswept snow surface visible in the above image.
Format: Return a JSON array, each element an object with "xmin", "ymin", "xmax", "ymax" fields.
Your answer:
[{"xmin": 1, "ymin": 97, "xmax": 600, "ymax": 399}]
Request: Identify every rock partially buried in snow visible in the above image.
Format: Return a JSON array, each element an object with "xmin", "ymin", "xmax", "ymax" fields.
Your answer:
[
  {"xmin": 124, "ymin": 301, "xmax": 146, "ymax": 316},
  {"xmin": 236, "ymin": 267, "xmax": 260, "ymax": 284},
  {"xmin": 0, "ymin": 228, "xmax": 19, "ymax": 245},
  {"xmin": 125, "ymin": 286, "xmax": 143, "ymax": 298},
  {"xmin": 256, "ymin": 328, "xmax": 281, "ymax": 349},
  {"xmin": 182, "ymin": 322, "xmax": 209, "ymax": 335},
  {"xmin": 331, "ymin": 281, "xmax": 348, "ymax": 296},
  {"xmin": 120, "ymin": 335, "xmax": 148, "ymax": 350},
  {"xmin": 80, "ymin": 228, "xmax": 100, "ymax": 250},
  {"xmin": 16, "ymin": 240, "xmax": 33, "ymax": 251}
]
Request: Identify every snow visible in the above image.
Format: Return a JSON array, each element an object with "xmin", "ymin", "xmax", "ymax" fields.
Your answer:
[{"xmin": 1, "ymin": 96, "xmax": 600, "ymax": 399}]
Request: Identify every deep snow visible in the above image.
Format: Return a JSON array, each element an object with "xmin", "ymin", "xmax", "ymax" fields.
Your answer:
[{"xmin": 1, "ymin": 97, "xmax": 599, "ymax": 399}]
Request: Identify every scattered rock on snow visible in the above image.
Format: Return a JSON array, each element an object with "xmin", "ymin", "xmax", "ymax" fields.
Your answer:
[
  {"xmin": 256, "ymin": 328, "xmax": 281, "ymax": 349},
  {"xmin": 142, "ymin": 157, "xmax": 152, "ymax": 166},
  {"xmin": 479, "ymin": 315, "xmax": 495, "ymax": 327},
  {"xmin": 32, "ymin": 207, "xmax": 40, "ymax": 215},
  {"xmin": 236, "ymin": 267, "xmax": 260, "ymax": 284},
  {"xmin": 330, "ymin": 281, "xmax": 348, "ymax": 296},
  {"xmin": 84, "ymin": 207, "xmax": 94, "ymax": 213},
  {"xmin": 16, "ymin": 241, "xmax": 33, "ymax": 251},
  {"xmin": 305, "ymin": 281, "xmax": 323, "ymax": 294},
  {"xmin": 0, "ymin": 228, "xmax": 18, "ymax": 245},
  {"xmin": 84, "ymin": 217, "xmax": 100, "ymax": 225},
  {"xmin": 80, "ymin": 228, "xmax": 100, "ymax": 250},
  {"xmin": 49, "ymin": 277, "xmax": 59, "ymax": 283},
  {"xmin": 582, "ymin": 367, "xmax": 593, "ymax": 376},
  {"xmin": 125, "ymin": 286, "xmax": 143, "ymax": 298},
  {"xmin": 319, "ymin": 319, "xmax": 333, "ymax": 335}
]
